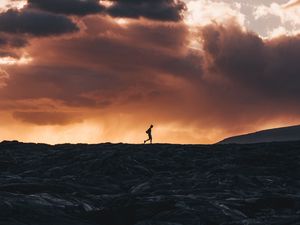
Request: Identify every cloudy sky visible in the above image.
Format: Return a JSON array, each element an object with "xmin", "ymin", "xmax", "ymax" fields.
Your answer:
[{"xmin": 0, "ymin": 0, "xmax": 299, "ymax": 144}]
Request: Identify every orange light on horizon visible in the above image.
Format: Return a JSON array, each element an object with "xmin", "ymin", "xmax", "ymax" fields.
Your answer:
[
  {"xmin": 0, "ymin": 118, "xmax": 226, "ymax": 145},
  {"xmin": 0, "ymin": 118, "xmax": 300, "ymax": 145}
]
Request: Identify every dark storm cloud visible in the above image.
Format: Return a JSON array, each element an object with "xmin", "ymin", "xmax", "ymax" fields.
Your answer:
[
  {"xmin": 0, "ymin": 34, "xmax": 28, "ymax": 48},
  {"xmin": 13, "ymin": 111, "xmax": 83, "ymax": 125},
  {"xmin": 82, "ymin": 15, "xmax": 189, "ymax": 49},
  {"xmin": 1, "ymin": 64, "xmax": 119, "ymax": 108},
  {"xmin": 9, "ymin": 36, "xmax": 28, "ymax": 48},
  {"xmin": 27, "ymin": 0, "xmax": 104, "ymax": 16},
  {"xmin": 0, "ymin": 37, "xmax": 8, "ymax": 46},
  {"xmin": 0, "ymin": 17, "xmax": 197, "ymax": 107},
  {"xmin": 192, "ymin": 22, "xmax": 300, "ymax": 132},
  {"xmin": 0, "ymin": 34, "xmax": 28, "ymax": 64},
  {"xmin": 0, "ymin": 9, "xmax": 79, "ymax": 36},
  {"xmin": 106, "ymin": 0, "xmax": 186, "ymax": 21},
  {"xmin": 201, "ymin": 23, "xmax": 300, "ymax": 100},
  {"xmin": 5, "ymin": 17, "xmax": 300, "ymax": 114},
  {"xmin": 27, "ymin": 0, "xmax": 186, "ymax": 21},
  {"xmin": 202, "ymin": 23, "xmax": 266, "ymax": 83},
  {"xmin": 1, "ymin": 15, "xmax": 300, "ymax": 140},
  {"xmin": 0, "ymin": 50, "xmax": 20, "ymax": 58}
]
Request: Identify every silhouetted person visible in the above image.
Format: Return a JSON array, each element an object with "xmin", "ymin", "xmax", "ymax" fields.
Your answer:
[{"xmin": 144, "ymin": 125, "xmax": 153, "ymax": 144}]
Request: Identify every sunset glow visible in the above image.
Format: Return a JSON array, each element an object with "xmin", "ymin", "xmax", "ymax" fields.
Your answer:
[
  {"xmin": 0, "ymin": 55, "xmax": 32, "ymax": 65},
  {"xmin": 114, "ymin": 18, "xmax": 129, "ymax": 26},
  {"xmin": 99, "ymin": 0, "xmax": 114, "ymax": 8},
  {"xmin": 0, "ymin": 0, "xmax": 27, "ymax": 12}
]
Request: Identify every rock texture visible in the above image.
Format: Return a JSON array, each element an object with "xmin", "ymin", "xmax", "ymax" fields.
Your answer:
[
  {"xmin": 0, "ymin": 141, "xmax": 300, "ymax": 225},
  {"xmin": 219, "ymin": 125, "xmax": 300, "ymax": 144}
]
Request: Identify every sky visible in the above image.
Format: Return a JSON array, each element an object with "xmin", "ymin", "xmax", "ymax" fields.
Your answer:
[{"xmin": 0, "ymin": 0, "xmax": 299, "ymax": 144}]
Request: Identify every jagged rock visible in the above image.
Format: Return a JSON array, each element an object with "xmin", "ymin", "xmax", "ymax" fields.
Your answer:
[{"xmin": 0, "ymin": 141, "xmax": 299, "ymax": 224}]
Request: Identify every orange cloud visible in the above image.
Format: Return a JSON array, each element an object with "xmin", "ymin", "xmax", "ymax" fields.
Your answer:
[
  {"xmin": 0, "ymin": 11, "xmax": 300, "ymax": 144},
  {"xmin": 13, "ymin": 111, "xmax": 84, "ymax": 125}
]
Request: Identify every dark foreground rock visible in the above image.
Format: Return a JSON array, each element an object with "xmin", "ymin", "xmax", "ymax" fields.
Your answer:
[{"xmin": 0, "ymin": 141, "xmax": 300, "ymax": 225}]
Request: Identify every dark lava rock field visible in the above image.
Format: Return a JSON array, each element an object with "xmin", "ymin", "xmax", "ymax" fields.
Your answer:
[{"xmin": 0, "ymin": 141, "xmax": 300, "ymax": 225}]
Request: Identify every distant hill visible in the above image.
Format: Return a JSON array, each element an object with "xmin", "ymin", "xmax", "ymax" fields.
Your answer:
[{"xmin": 218, "ymin": 125, "xmax": 300, "ymax": 144}]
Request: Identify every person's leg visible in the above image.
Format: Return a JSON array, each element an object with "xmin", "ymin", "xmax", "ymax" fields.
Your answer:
[{"xmin": 144, "ymin": 134, "xmax": 151, "ymax": 144}]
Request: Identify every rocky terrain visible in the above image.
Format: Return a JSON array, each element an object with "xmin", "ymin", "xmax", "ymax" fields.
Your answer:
[
  {"xmin": 0, "ymin": 141, "xmax": 300, "ymax": 225},
  {"xmin": 219, "ymin": 125, "xmax": 300, "ymax": 144}
]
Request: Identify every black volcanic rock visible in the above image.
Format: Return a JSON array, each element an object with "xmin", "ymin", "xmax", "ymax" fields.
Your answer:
[
  {"xmin": 219, "ymin": 125, "xmax": 300, "ymax": 144},
  {"xmin": 0, "ymin": 141, "xmax": 300, "ymax": 224}
]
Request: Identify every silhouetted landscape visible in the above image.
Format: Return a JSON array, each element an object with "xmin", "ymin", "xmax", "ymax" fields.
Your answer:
[
  {"xmin": 219, "ymin": 125, "xmax": 300, "ymax": 144},
  {"xmin": 0, "ymin": 140, "xmax": 300, "ymax": 225}
]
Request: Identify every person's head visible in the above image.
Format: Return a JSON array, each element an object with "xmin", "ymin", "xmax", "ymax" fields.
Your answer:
[{"xmin": 150, "ymin": 124, "xmax": 154, "ymax": 128}]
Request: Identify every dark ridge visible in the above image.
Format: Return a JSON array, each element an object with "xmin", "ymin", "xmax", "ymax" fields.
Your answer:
[
  {"xmin": 218, "ymin": 124, "xmax": 300, "ymax": 144},
  {"xmin": 0, "ymin": 141, "xmax": 299, "ymax": 224}
]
